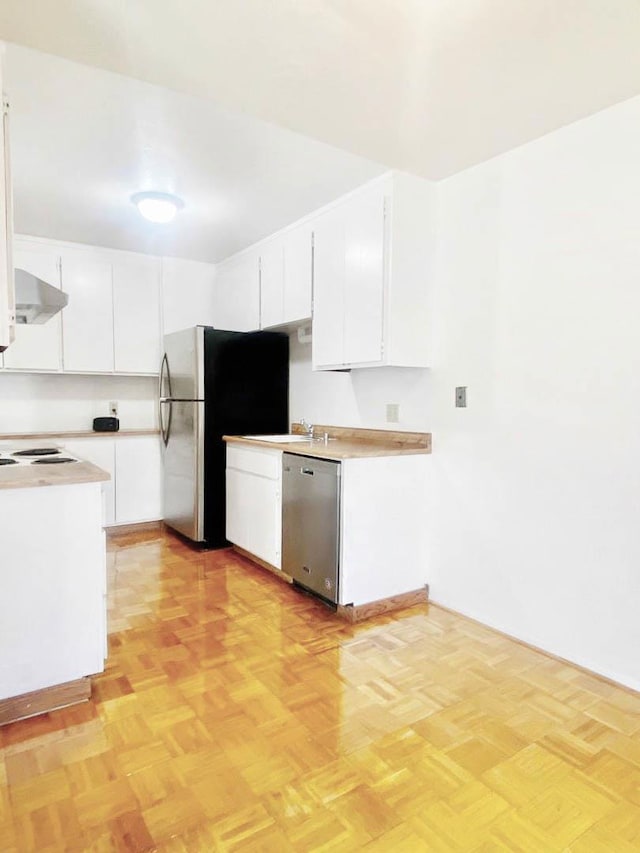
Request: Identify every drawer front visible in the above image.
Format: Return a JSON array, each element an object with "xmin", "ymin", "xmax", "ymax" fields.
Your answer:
[{"xmin": 226, "ymin": 444, "xmax": 282, "ymax": 480}]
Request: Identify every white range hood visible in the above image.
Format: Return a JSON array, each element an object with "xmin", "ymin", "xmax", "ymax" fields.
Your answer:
[{"xmin": 14, "ymin": 267, "xmax": 68, "ymax": 324}]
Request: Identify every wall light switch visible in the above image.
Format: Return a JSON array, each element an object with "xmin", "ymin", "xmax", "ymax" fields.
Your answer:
[
  {"xmin": 455, "ymin": 387, "xmax": 467, "ymax": 408},
  {"xmin": 386, "ymin": 403, "xmax": 400, "ymax": 423}
]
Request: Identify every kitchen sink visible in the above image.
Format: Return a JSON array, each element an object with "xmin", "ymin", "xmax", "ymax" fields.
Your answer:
[{"xmin": 244, "ymin": 434, "xmax": 311, "ymax": 443}]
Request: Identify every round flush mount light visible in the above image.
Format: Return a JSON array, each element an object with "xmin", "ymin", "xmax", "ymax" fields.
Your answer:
[{"xmin": 131, "ymin": 191, "xmax": 184, "ymax": 223}]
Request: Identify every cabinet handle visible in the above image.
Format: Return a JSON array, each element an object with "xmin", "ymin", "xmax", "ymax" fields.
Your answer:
[{"xmin": 301, "ymin": 468, "xmax": 314, "ymax": 476}]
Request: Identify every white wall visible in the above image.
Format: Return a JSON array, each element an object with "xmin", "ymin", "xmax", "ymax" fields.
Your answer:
[
  {"xmin": 0, "ymin": 373, "xmax": 157, "ymax": 432},
  {"xmin": 430, "ymin": 94, "xmax": 640, "ymax": 691},
  {"xmin": 289, "ymin": 333, "xmax": 432, "ymax": 430}
]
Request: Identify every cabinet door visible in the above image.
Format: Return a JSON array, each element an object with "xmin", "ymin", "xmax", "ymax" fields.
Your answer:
[
  {"xmin": 161, "ymin": 257, "xmax": 216, "ymax": 334},
  {"xmin": 226, "ymin": 468, "xmax": 281, "ymax": 568},
  {"xmin": 0, "ymin": 79, "xmax": 14, "ymax": 354},
  {"xmin": 63, "ymin": 437, "xmax": 116, "ymax": 526},
  {"xmin": 312, "ymin": 206, "xmax": 345, "ymax": 369},
  {"xmin": 4, "ymin": 242, "xmax": 62, "ymax": 371},
  {"xmin": 283, "ymin": 223, "xmax": 312, "ymax": 324},
  {"xmin": 214, "ymin": 252, "xmax": 260, "ymax": 332},
  {"xmin": 259, "ymin": 238, "xmax": 284, "ymax": 329},
  {"xmin": 343, "ymin": 185, "xmax": 385, "ymax": 365},
  {"xmin": 114, "ymin": 435, "xmax": 163, "ymax": 524},
  {"xmin": 61, "ymin": 252, "xmax": 114, "ymax": 372},
  {"xmin": 113, "ymin": 255, "xmax": 161, "ymax": 374}
]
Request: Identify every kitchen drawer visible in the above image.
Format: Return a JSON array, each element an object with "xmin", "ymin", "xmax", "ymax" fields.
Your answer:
[{"xmin": 226, "ymin": 444, "xmax": 281, "ymax": 480}]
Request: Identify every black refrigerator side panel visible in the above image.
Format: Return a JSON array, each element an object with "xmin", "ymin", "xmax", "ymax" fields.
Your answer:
[{"xmin": 202, "ymin": 329, "xmax": 289, "ymax": 548}]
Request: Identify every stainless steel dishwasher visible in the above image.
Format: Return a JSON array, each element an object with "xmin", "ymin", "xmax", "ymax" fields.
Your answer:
[{"xmin": 282, "ymin": 453, "xmax": 341, "ymax": 605}]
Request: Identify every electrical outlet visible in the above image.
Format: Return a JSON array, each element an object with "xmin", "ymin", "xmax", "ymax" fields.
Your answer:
[
  {"xmin": 455, "ymin": 387, "xmax": 467, "ymax": 408},
  {"xmin": 386, "ymin": 403, "xmax": 400, "ymax": 423},
  {"xmin": 109, "ymin": 401, "xmax": 118, "ymax": 417}
]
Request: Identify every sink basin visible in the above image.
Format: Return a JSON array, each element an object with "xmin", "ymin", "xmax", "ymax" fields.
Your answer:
[{"xmin": 244, "ymin": 434, "xmax": 310, "ymax": 443}]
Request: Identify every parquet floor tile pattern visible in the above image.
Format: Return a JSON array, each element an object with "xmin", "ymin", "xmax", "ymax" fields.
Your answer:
[{"xmin": 1, "ymin": 530, "xmax": 640, "ymax": 851}]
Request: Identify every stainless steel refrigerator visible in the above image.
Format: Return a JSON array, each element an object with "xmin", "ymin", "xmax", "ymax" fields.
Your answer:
[{"xmin": 159, "ymin": 326, "xmax": 289, "ymax": 547}]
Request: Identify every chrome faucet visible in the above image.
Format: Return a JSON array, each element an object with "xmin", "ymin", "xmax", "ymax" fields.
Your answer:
[{"xmin": 300, "ymin": 418, "xmax": 314, "ymax": 439}]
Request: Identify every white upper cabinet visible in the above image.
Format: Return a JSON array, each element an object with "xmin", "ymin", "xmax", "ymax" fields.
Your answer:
[
  {"xmin": 4, "ymin": 237, "xmax": 168, "ymax": 375},
  {"xmin": 343, "ymin": 185, "xmax": 385, "ymax": 365},
  {"xmin": 259, "ymin": 237, "xmax": 284, "ymax": 329},
  {"xmin": 4, "ymin": 240, "xmax": 62, "ymax": 371},
  {"xmin": 161, "ymin": 256, "xmax": 216, "ymax": 334},
  {"xmin": 283, "ymin": 223, "xmax": 312, "ymax": 324},
  {"xmin": 313, "ymin": 172, "xmax": 434, "ymax": 370},
  {"xmin": 0, "ymin": 79, "xmax": 14, "ymax": 355},
  {"xmin": 214, "ymin": 250, "xmax": 260, "ymax": 331},
  {"xmin": 113, "ymin": 255, "xmax": 161, "ymax": 374},
  {"xmin": 259, "ymin": 223, "xmax": 312, "ymax": 329},
  {"xmin": 313, "ymin": 181, "xmax": 386, "ymax": 369},
  {"xmin": 60, "ymin": 250, "xmax": 114, "ymax": 373},
  {"xmin": 311, "ymin": 204, "xmax": 346, "ymax": 367}
]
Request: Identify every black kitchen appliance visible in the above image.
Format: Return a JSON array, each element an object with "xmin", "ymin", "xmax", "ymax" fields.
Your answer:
[{"xmin": 93, "ymin": 417, "xmax": 119, "ymax": 432}]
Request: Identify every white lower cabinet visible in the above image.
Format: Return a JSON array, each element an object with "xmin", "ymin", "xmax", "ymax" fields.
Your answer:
[
  {"xmin": 0, "ymin": 481, "xmax": 107, "ymax": 701},
  {"xmin": 338, "ymin": 455, "xmax": 430, "ymax": 605},
  {"xmin": 61, "ymin": 434, "xmax": 162, "ymax": 527},
  {"xmin": 226, "ymin": 446, "xmax": 430, "ymax": 605},
  {"xmin": 114, "ymin": 435, "xmax": 163, "ymax": 524},
  {"xmin": 226, "ymin": 444, "xmax": 282, "ymax": 569},
  {"xmin": 63, "ymin": 438, "xmax": 116, "ymax": 525}
]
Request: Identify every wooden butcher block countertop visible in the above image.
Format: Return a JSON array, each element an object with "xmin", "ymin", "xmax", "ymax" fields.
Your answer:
[
  {"xmin": 0, "ymin": 460, "xmax": 110, "ymax": 491},
  {"xmin": 0, "ymin": 429, "xmax": 158, "ymax": 441},
  {"xmin": 224, "ymin": 424, "xmax": 431, "ymax": 460}
]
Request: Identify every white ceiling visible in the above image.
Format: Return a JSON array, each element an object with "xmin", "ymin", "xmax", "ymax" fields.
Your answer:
[
  {"xmin": 3, "ymin": 2, "xmax": 640, "ymax": 263},
  {"xmin": 3, "ymin": 45, "xmax": 385, "ymax": 263},
  {"xmin": 1, "ymin": 0, "xmax": 640, "ymax": 181}
]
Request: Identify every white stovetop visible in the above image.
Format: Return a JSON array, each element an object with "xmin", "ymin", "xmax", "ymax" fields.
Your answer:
[{"xmin": 0, "ymin": 447, "xmax": 80, "ymax": 467}]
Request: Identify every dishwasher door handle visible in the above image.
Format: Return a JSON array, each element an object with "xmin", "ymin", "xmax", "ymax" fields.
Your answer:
[{"xmin": 301, "ymin": 467, "xmax": 315, "ymax": 476}]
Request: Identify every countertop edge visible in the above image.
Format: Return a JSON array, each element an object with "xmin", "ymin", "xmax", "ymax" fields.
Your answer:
[
  {"xmin": 0, "ymin": 429, "xmax": 159, "ymax": 441},
  {"xmin": 0, "ymin": 460, "xmax": 111, "ymax": 491},
  {"xmin": 223, "ymin": 435, "xmax": 431, "ymax": 459}
]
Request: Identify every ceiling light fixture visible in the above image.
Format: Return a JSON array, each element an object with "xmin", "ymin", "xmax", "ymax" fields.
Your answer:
[{"xmin": 131, "ymin": 191, "xmax": 184, "ymax": 223}]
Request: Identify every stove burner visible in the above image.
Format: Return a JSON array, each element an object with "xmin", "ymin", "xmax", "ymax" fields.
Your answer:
[
  {"xmin": 12, "ymin": 448, "xmax": 62, "ymax": 457},
  {"xmin": 0, "ymin": 458, "xmax": 18, "ymax": 466},
  {"xmin": 31, "ymin": 457, "xmax": 77, "ymax": 465}
]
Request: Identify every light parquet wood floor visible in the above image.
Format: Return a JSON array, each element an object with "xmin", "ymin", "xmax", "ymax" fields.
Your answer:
[{"xmin": 2, "ymin": 530, "xmax": 640, "ymax": 851}]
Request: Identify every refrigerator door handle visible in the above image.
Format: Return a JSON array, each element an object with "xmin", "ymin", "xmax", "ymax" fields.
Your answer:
[
  {"xmin": 159, "ymin": 352, "xmax": 173, "ymax": 398},
  {"xmin": 159, "ymin": 399, "xmax": 172, "ymax": 447},
  {"xmin": 159, "ymin": 353, "xmax": 173, "ymax": 446}
]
